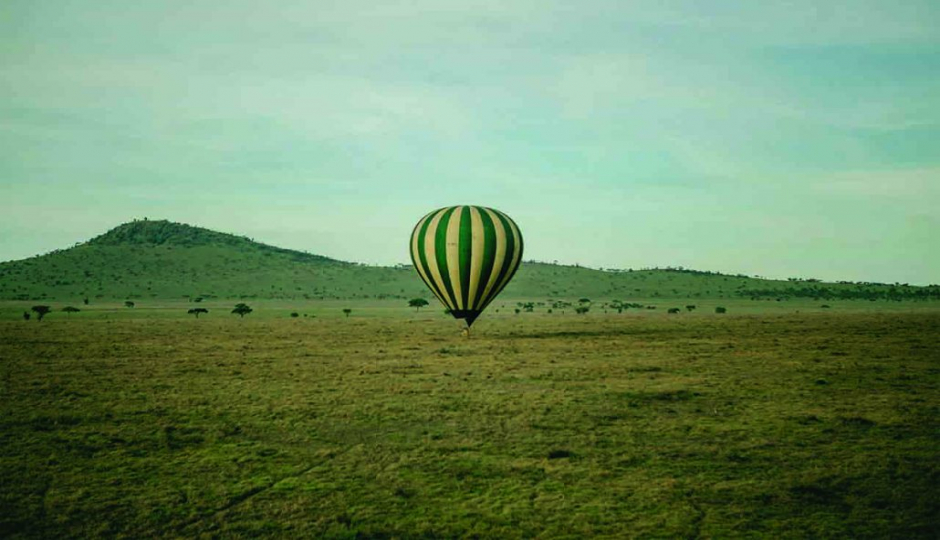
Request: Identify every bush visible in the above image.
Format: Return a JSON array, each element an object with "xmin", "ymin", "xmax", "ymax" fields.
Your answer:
[
  {"xmin": 715, "ymin": 306, "xmax": 727, "ymax": 314},
  {"xmin": 31, "ymin": 305, "xmax": 51, "ymax": 321},
  {"xmin": 290, "ymin": 312, "xmax": 299, "ymax": 318},
  {"xmin": 231, "ymin": 303, "xmax": 252, "ymax": 317}
]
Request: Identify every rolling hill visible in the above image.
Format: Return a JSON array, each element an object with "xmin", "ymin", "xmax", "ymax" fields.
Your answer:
[{"xmin": 1, "ymin": 220, "xmax": 937, "ymax": 303}]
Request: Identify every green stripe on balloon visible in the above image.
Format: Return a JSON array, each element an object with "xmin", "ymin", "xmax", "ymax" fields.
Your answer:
[{"xmin": 458, "ymin": 206, "xmax": 472, "ymax": 310}]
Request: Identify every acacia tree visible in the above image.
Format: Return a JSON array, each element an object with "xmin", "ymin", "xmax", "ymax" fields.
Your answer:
[
  {"xmin": 342, "ymin": 308, "xmax": 352, "ymax": 318},
  {"xmin": 408, "ymin": 298, "xmax": 429, "ymax": 311},
  {"xmin": 231, "ymin": 303, "xmax": 252, "ymax": 318},
  {"xmin": 62, "ymin": 306, "xmax": 81, "ymax": 316},
  {"xmin": 188, "ymin": 308, "xmax": 209, "ymax": 318},
  {"xmin": 31, "ymin": 305, "xmax": 51, "ymax": 321}
]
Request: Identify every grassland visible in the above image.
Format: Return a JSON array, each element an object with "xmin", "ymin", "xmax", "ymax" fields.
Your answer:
[{"xmin": 2, "ymin": 304, "xmax": 937, "ymax": 538}]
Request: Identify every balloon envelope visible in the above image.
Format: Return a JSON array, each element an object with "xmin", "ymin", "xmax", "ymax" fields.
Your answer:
[{"xmin": 410, "ymin": 205, "xmax": 523, "ymax": 326}]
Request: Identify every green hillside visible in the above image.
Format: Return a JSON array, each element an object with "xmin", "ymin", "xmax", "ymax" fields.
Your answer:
[{"xmin": 1, "ymin": 220, "xmax": 937, "ymax": 303}]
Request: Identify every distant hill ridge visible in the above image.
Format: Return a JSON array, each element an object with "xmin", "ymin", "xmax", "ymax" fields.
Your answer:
[
  {"xmin": 1, "ymin": 219, "xmax": 937, "ymax": 302},
  {"xmin": 88, "ymin": 219, "xmax": 255, "ymax": 247},
  {"xmin": 86, "ymin": 219, "xmax": 337, "ymax": 262}
]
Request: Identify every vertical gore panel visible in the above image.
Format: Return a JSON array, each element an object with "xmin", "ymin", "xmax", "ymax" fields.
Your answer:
[
  {"xmin": 434, "ymin": 207, "xmax": 459, "ymax": 309},
  {"xmin": 481, "ymin": 209, "xmax": 523, "ymax": 311},
  {"xmin": 445, "ymin": 207, "xmax": 464, "ymax": 310},
  {"xmin": 467, "ymin": 207, "xmax": 487, "ymax": 311},
  {"xmin": 472, "ymin": 208, "xmax": 497, "ymax": 309},
  {"xmin": 413, "ymin": 210, "xmax": 450, "ymax": 309},
  {"xmin": 423, "ymin": 209, "xmax": 455, "ymax": 310},
  {"xmin": 458, "ymin": 206, "xmax": 472, "ymax": 310},
  {"xmin": 490, "ymin": 210, "xmax": 516, "ymax": 296},
  {"xmin": 477, "ymin": 207, "xmax": 507, "ymax": 308}
]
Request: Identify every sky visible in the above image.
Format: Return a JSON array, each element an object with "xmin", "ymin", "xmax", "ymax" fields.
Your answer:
[{"xmin": 1, "ymin": 0, "xmax": 938, "ymax": 284}]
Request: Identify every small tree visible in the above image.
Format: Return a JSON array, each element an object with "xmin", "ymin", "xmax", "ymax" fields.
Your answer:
[
  {"xmin": 408, "ymin": 298, "xmax": 429, "ymax": 311},
  {"xmin": 31, "ymin": 305, "xmax": 51, "ymax": 321},
  {"xmin": 125, "ymin": 301, "xmax": 135, "ymax": 308},
  {"xmin": 715, "ymin": 306, "xmax": 727, "ymax": 314},
  {"xmin": 290, "ymin": 312, "xmax": 299, "ymax": 318},
  {"xmin": 62, "ymin": 306, "xmax": 81, "ymax": 316},
  {"xmin": 23, "ymin": 311, "xmax": 30, "ymax": 321},
  {"xmin": 231, "ymin": 303, "xmax": 253, "ymax": 318},
  {"xmin": 342, "ymin": 308, "xmax": 352, "ymax": 318},
  {"xmin": 83, "ymin": 298, "xmax": 89, "ymax": 305},
  {"xmin": 668, "ymin": 308, "xmax": 680, "ymax": 314},
  {"xmin": 575, "ymin": 306, "xmax": 589, "ymax": 315},
  {"xmin": 188, "ymin": 308, "xmax": 209, "ymax": 318},
  {"xmin": 686, "ymin": 305, "xmax": 696, "ymax": 312}
]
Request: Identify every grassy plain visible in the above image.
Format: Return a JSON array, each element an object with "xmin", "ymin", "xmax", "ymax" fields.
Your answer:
[{"xmin": 1, "ymin": 304, "xmax": 938, "ymax": 538}]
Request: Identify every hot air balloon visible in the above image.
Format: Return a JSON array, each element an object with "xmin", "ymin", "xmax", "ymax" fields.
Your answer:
[{"xmin": 410, "ymin": 205, "xmax": 523, "ymax": 328}]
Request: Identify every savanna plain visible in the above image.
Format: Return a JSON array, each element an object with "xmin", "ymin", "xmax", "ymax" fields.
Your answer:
[{"xmin": 1, "ymin": 302, "xmax": 938, "ymax": 538}]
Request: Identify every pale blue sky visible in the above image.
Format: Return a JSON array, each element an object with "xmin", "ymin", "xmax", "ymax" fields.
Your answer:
[{"xmin": 2, "ymin": 1, "xmax": 938, "ymax": 284}]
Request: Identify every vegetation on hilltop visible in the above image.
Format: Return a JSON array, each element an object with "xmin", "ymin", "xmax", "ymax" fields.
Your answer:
[{"xmin": 87, "ymin": 219, "xmax": 336, "ymax": 262}]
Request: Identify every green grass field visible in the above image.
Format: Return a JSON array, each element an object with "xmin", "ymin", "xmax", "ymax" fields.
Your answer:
[{"xmin": 2, "ymin": 304, "xmax": 937, "ymax": 538}]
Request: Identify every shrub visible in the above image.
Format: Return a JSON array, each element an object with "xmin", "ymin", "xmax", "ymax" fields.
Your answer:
[
  {"xmin": 231, "ymin": 303, "xmax": 252, "ymax": 318},
  {"xmin": 31, "ymin": 305, "xmax": 51, "ymax": 321},
  {"xmin": 408, "ymin": 298, "xmax": 429, "ymax": 311}
]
